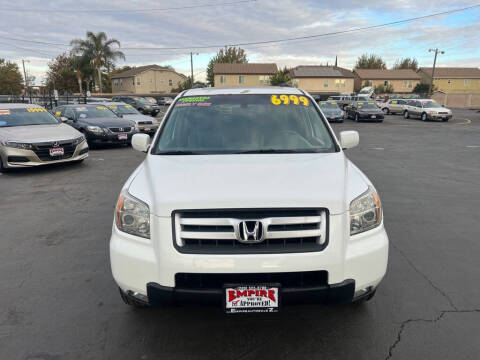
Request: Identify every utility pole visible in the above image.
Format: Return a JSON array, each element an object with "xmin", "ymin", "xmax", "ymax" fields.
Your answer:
[
  {"xmin": 22, "ymin": 59, "xmax": 29, "ymax": 99},
  {"xmin": 190, "ymin": 52, "xmax": 199, "ymax": 87},
  {"xmin": 428, "ymin": 48, "xmax": 444, "ymax": 96}
]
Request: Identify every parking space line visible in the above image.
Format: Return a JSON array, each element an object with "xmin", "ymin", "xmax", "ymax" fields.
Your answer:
[{"xmin": 456, "ymin": 119, "xmax": 471, "ymax": 125}]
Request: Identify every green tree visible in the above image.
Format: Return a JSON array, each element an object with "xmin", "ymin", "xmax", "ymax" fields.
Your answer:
[
  {"xmin": 413, "ymin": 83, "xmax": 433, "ymax": 93},
  {"xmin": 72, "ymin": 55, "xmax": 93, "ymax": 94},
  {"xmin": 374, "ymin": 83, "xmax": 394, "ymax": 94},
  {"xmin": 269, "ymin": 67, "xmax": 290, "ymax": 86},
  {"xmin": 45, "ymin": 53, "xmax": 78, "ymax": 93},
  {"xmin": 206, "ymin": 47, "xmax": 248, "ymax": 86},
  {"xmin": 0, "ymin": 59, "xmax": 23, "ymax": 95},
  {"xmin": 355, "ymin": 54, "xmax": 387, "ymax": 70},
  {"xmin": 393, "ymin": 57, "xmax": 418, "ymax": 71},
  {"xmin": 70, "ymin": 31, "xmax": 125, "ymax": 93}
]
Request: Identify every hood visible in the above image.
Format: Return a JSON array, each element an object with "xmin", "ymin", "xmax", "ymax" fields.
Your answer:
[
  {"xmin": 121, "ymin": 114, "xmax": 156, "ymax": 123},
  {"xmin": 424, "ymin": 107, "xmax": 450, "ymax": 112},
  {"xmin": 0, "ymin": 123, "xmax": 81, "ymax": 142},
  {"xmin": 79, "ymin": 117, "xmax": 136, "ymax": 127},
  {"xmin": 127, "ymin": 152, "xmax": 369, "ymax": 216},
  {"xmin": 322, "ymin": 109, "xmax": 343, "ymax": 116}
]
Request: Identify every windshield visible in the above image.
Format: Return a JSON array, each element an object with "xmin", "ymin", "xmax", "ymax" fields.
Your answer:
[
  {"xmin": 73, "ymin": 105, "xmax": 119, "ymax": 119},
  {"xmin": 134, "ymin": 97, "xmax": 150, "ymax": 105},
  {"xmin": 357, "ymin": 102, "xmax": 377, "ymax": 110},
  {"xmin": 153, "ymin": 94, "xmax": 335, "ymax": 154},
  {"xmin": 320, "ymin": 102, "xmax": 340, "ymax": 110},
  {"xmin": 422, "ymin": 101, "xmax": 442, "ymax": 108},
  {"xmin": 107, "ymin": 104, "xmax": 139, "ymax": 115},
  {"xmin": 0, "ymin": 108, "xmax": 59, "ymax": 127}
]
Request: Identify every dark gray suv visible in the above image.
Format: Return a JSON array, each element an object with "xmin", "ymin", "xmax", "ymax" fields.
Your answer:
[{"xmin": 111, "ymin": 96, "xmax": 160, "ymax": 117}]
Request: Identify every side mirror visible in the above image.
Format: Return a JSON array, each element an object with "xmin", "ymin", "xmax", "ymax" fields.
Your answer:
[
  {"xmin": 339, "ymin": 130, "xmax": 359, "ymax": 150},
  {"xmin": 132, "ymin": 133, "xmax": 151, "ymax": 153},
  {"xmin": 60, "ymin": 116, "xmax": 69, "ymax": 122}
]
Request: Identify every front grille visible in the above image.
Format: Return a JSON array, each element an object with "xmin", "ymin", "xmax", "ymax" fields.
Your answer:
[
  {"xmin": 138, "ymin": 121, "xmax": 153, "ymax": 125},
  {"xmin": 173, "ymin": 209, "xmax": 328, "ymax": 254},
  {"xmin": 109, "ymin": 127, "xmax": 132, "ymax": 133},
  {"xmin": 438, "ymin": 112, "xmax": 448, "ymax": 114},
  {"xmin": 33, "ymin": 140, "xmax": 77, "ymax": 161},
  {"xmin": 175, "ymin": 271, "xmax": 328, "ymax": 290}
]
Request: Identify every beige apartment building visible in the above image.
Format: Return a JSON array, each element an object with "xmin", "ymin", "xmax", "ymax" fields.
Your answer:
[
  {"xmin": 418, "ymin": 67, "xmax": 480, "ymax": 94},
  {"xmin": 289, "ymin": 66, "xmax": 355, "ymax": 94},
  {"xmin": 213, "ymin": 63, "xmax": 278, "ymax": 87},
  {"xmin": 354, "ymin": 69, "xmax": 420, "ymax": 93},
  {"xmin": 111, "ymin": 65, "xmax": 187, "ymax": 94}
]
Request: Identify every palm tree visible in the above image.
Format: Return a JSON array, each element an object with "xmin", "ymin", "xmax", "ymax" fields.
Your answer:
[
  {"xmin": 70, "ymin": 32, "xmax": 125, "ymax": 93},
  {"xmin": 72, "ymin": 55, "xmax": 91, "ymax": 94}
]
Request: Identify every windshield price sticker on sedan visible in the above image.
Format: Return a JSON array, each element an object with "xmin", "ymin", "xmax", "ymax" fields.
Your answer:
[
  {"xmin": 224, "ymin": 285, "xmax": 280, "ymax": 313},
  {"xmin": 271, "ymin": 95, "xmax": 309, "ymax": 106},
  {"xmin": 176, "ymin": 96, "xmax": 212, "ymax": 107},
  {"xmin": 27, "ymin": 108, "xmax": 47, "ymax": 112},
  {"xmin": 76, "ymin": 107, "xmax": 87, "ymax": 111},
  {"xmin": 96, "ymin": 106, "xmax": 108, "ymax": 110},
  {"xmin": 124, "ymin": 105, "xmax": 133, "ymax": 108},
  {"xmin": 108, "ymin": 105, "xmax": 118, "ymax": 109}
]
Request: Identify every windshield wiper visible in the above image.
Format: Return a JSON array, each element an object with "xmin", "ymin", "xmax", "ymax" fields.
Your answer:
[
  {"xmin": 155, "ymin": 150, "xmax": 202, "ymax": 155},
  {"xmin": 234, "ymin": 149, "xmax": 320, "ymax": 154}
]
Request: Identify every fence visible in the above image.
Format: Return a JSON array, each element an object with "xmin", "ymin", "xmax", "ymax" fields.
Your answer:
[
  {"xmin": 431, "ymin": 91, "xmax": 480, "ymax": 109},
  {"xmin": 0, "ymin": 94, "xmax": 91, "ymax": 109}
]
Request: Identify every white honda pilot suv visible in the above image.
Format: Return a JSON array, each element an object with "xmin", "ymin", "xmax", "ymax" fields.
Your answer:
[{"xmin": 110, "ymin": 87, "xmax": 389, "ymax": 313}]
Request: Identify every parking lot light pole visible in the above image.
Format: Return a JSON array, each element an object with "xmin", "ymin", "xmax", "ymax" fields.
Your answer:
[
  {"xmin": 190, "ymin": 52, "xmax": 199, "ymax": 86},
  {"xmin": 428, "ymin": 48, "xmax": 444, "ymax": 96},
  {"xmin": 22, "ymin": 59, "xmax": 30, "ymax": 99}
]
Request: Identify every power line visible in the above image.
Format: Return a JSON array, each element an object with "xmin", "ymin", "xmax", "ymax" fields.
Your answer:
[
  {"xmin": 0, "ymin": 41, "xmax": 56, "ymax": 57},
  {"xmin": 1, "ymin": 4, "xmax": 479, "ymax": 52},
  {"xmin": 2, "ymin": 0, "xmax": 257, "ymax": 13}
]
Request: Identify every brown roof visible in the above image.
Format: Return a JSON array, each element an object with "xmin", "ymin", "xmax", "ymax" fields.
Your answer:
[
  {"xmin": 354, "ymin": 69, "xmax": 420, "ymax": 80},
  {"xmin": 419, "ymin": 67, "xmax": 480, "ymax": 79},
  {"xmin": 213, "ymin": 63, "xmax": 278, "ymax": 75},
  {"xmin": 290, "ymin": 66, "xmax": 354, "ymax": 78},
  {"xmin": 111, "ymin": 65, "xmax": 186, "ymax": 79}
]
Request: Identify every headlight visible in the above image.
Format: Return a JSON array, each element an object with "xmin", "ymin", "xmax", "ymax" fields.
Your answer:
[
  {"xmin": 87, "ymin": 126, "xmax": 104, "ymax": 134},
  {"xmin": 1, "ymin": 141, "xmax": 33, "ymax": 149},
  {"xmin": 72, "ymin": 135, "xmax": 85, "ymax": 145},
  {"xmin": 145, "ymin": 105, "xmax": 151, "ymax": 109},
  {"xmin": 115, "ymin": 190, "xmax": 150, "ymax": 239},
  {"xmin": 350, "ymin": 186, "xmax": 382, "ymax": 235}
]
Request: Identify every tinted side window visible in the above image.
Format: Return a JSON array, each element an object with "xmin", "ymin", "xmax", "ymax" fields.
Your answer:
[{"xmin": 65, "ymin": 108, "xmax": 75, "ymax": 119}]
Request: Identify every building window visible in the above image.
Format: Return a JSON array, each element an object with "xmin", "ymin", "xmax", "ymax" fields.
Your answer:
[
  {"xmin": 169, "ymin": 79, "xmax": 173, "ymax": 86},
  {"xmin": 323, "ymin": 79, "xmax": 329, "ymax": 88},
  {"xmin": 335, "ymin": 79, "xmax": 346, "ymax": 88},
  {"xmin": 364, "ymin": 80, "xmax": 372, "ymax": 86},
  {"xmin": 220, "ymin": 75, "xmax": 226, "ymax": 84},
  {"xmin": 384, "ymin": 80, "xmax": 390, "ymax": 86},
  {"xmin": 239, "ymin": 75, "xmax": 246, "ymax": 84},
  {"xmin": 259, "ymin": 75, "xmax": 270, "ymax": 85},
  {"xmin": 132, "ymin": 79, "xmax": 135, "ymax": 86},
  {"xmin": 464, "ymin": 79, "xmax": 471, "ymax": 86},
  {"xmin": 447, "ymin": 79, "xmax": 452, "ymax": 84},
  {"xmin": 119, "ymin": 79, "xmax": 123, "ymax": 86},
  {"xmin": 113, "ymin": 79, "xmax": 119, "ymax": 86},
  {"xmin": 137, "ymin": 79, "xmax": 141, "ymax": 85},
  {"xmin": 403, "ymin": 80, "xmax": 413, "ymax": 88}
]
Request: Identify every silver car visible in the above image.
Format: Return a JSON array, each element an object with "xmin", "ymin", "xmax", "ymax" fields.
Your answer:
[
  {"xmin": 98, "ymin": 102, "xmax": 160, "ymax": 135},
  {"xmin": 0, "ymin": 104, "xmax": 88, "ymax": 171},
  {"xmin": 403, "ymin": 99, "xmax": 453, "ymax": 121}
]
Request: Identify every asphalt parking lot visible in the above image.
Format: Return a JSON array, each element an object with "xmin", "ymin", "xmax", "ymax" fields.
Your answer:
[{"xmin": 1, "ymin": 109, "xmax": 479, "ymax": 360}]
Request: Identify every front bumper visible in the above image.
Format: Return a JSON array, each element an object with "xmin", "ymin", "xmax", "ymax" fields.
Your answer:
[
  {"xmin": 427, "ymin": 114, "xmax": 452, "ymax": 121},
  {"xmin": 85, "ymin": 131, "xmax": 135, "ymax": 143},
  {"xmin": 327, "ymin": 115, "xmax": 344, "ymax": 122},
  {"xmin": 359, "ymin": 113, "xmax": 384, "ymax": 120},
  {"xmin": 0, "ymin": 140, "xmax": 89, "ymax": 168},
  {"xmin": 142, "ymin": 107, "xmax": 160, "ymax": 116},
  {"xmin": 110, "ymin": 214, "xmax": 389, "ymax": 306}
]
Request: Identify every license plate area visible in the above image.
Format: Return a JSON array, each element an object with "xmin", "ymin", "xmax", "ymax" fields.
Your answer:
[
  {"xmin": 371, "ymin": 115, "xmax": 376, "ymax": 119},
  {"xmin": 118, "ymin": 134, "xmax": 128, "ymax": 140},
  {"xmin": 224, "ymin": 284, "xmax": 280, "ymax": 314},
  {"xmin": 49, "ymin": 147, "xmax": 64, "ymax": 157}
]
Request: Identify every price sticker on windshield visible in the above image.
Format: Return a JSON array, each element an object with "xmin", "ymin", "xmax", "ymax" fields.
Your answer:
[
  {"xmin": 76, "ymin": 107, "xmax": 87, "ymax": 111},
  {"xmin": 96, "ymin": 106, "xmax": 108, "ymax": 110},
  {"xmin": 27, "ymin": 108, "xmax": 46, "ymax": 112},
  {"xmin": 125, "ymin": 104, "xmax": 133, "ymax": 108},
  {"xmin": 271, "ymin": 95, "xmax": 309, "ymax": 106},
  {"xmin": 108, "ymin": 105, "xmax": 118, "ymax": 109}
]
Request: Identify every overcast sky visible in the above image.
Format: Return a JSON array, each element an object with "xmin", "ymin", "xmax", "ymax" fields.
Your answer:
[{"xmin": 0, "ymin": 0, "xmax": 479, "ymax": 84}]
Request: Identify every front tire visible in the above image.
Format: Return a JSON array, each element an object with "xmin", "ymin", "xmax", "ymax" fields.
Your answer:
[
  {"xmin": 421, "ymin": 113, "xmax": 428, "ymax": 122},
  {"xmin": 355, "ymin": 114, "xmax": 359, "ymax": 122},
  {"xmin": 404, "ymin": 111, "xmax": 410, "ymax": 119},
  {"xmin": 382, "ymin": 108, "xmax": 389, "ymax": 115},
  {"xmin": 0, "ymin": 156, "xmax": 8, "ymax": 173}
]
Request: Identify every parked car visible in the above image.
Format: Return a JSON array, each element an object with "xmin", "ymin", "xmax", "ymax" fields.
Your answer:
[
  {"xmin": 380, "ymin": 99, "xmax": 409, "ymax": 115},
  {"xmin": 403, "ymin": 99, "xmax": 452, "ymax": 121},
  {"xmin": 53, "ymin": 104, "xmax": 137, "ymax": 145},
  {"xmin": 328, "ymin": 95, "xmax": 372, "ymax": 110},
  {"xmin": 0, "ymin": 104, "xmax": 88, "ymax": 170},
  {"xmin": 86, "ymin": 97, "xmax": 112, "ymax": 103},
  {"xmin": 96, "ymin": 102, "xmax": 159, "ymax": 135},
  {"xmin": 158, "ymin": 96, "xmax": 174, "ymax": 106},
  {"xmin": 110, "ymin": 87, "xmax": 389, "ymax": 311},
  {"xmin": 318, "ymin": 101, "xmax": 344, "ymax": 122},
  {"xmin": 145, "ymin": 97, "xmax": 158, "ymax": 105},
  {"xmin": 111, "ymin": 96, "xmax": 160, "ymax": 117},
  {"xmin": 345, "ymin": 101, "xmax": 384, "ymax": 122}
]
